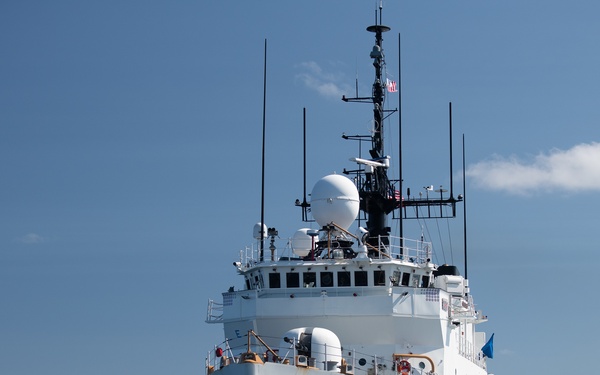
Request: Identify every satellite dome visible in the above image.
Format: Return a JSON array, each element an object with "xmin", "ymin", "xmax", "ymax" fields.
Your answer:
[
  {"xmin": 291, "ymin": 228, "xmax": 313, "ymax": 257},
  {"xmin": 310, "ymin": 174, "xmax": 359, "ymax": 230}
]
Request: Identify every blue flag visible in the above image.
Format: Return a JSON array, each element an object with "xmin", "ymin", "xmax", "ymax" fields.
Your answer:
[{"xmin": 481, "ymin": 333, "xmax": 494, "ymax": 359}]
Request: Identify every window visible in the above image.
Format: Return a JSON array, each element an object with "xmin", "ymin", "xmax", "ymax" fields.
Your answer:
[
  {"xmin": 245, "ymin": 277, "xmax": 251, "ymax": 290},
  {"xmin": 287, "ymin": 273, "xmax": 299, "ymax": 288},
  {"xmin": 421, "ymin": 275, "xmax": 430, "ymax": 288},
  {"xmin": 392, "ymin": 270, "xmax": 401, "ymax": 286},
  {"xmin": 374, "ymin": 270, "xmax": 386, "ymax": 286},
  {"xmin": 355, "ymin": 271, "xmax": 368, "ymax": 286},
  {"xmin": 253, "ymin": 273, "xmax": 264, "ymax": 289},
  {"xmin": 401, "ymin": 272, "xmax": 410, "ymax": 286},
  {"xmin": 337, "ymin": 271, "xmax": 351, "ymax": 287},
  {"xmin": 412, "ymin": 274, "xmax": 420, "ymax": 287},
  {"xmin": 269, "ymin": 273, "xmax": 281, "ymax": 288},
  {"xmin": 320, "ymin": 272, "xmax": 334, "ymax": 287},
  {"xmin": 303, "ymin": 272, "xmax": 316, "ymax": 287}
]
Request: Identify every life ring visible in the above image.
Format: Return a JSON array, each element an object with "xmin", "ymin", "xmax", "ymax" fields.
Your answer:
[{"xmin": 397, "ymin": 359, "xmax": 411, "ymax": 374}]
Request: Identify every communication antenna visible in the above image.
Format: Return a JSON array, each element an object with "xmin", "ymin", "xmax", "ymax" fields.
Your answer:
[
  {"xmin": 260, "ymin": 39, "xmax": 267, "ymax": 262},
  {"xmin": 355, "ymin": 69, "xmax": 359, "ymax": 97},
  {"xmin": 398, "ymin": 32, "xmax": 403, "ymax": 241},
  {"xmin": 449, "ymin": 102, "xmax": 455, "ymax": 212},
  {"xmin": 401, "ymin": 103, "xmax": 462, "ymax": 220},
  {"xmin": 462, "ymin": 134, "xmax": 468, "ymax": 279},
  {"xmin": 295, "ymin": 108, "xmax": 311, "ymax": 221}
]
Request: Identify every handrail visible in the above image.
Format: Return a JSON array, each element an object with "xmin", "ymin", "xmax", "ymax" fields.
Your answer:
[
  {"xmin": 236, "ymin": 233, "xmax": 431, "ymax": 267},
  {"xmin": 206, "ymin": 337, "xmax": 442, "ymax": 374},
  {"xmin": 206, "ymin": 299, "xmax": 223, "ymax": 322}
]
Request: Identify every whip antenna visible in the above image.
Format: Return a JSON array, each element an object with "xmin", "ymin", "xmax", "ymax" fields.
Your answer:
[{"xmin": 260, "ymin": 39, "xmax": 267, "ymax": 262}]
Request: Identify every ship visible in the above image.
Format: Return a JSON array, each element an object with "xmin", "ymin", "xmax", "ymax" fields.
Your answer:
[{"xmin": 205, "ymin": 7, "xmax": 493, "ymax": 375}]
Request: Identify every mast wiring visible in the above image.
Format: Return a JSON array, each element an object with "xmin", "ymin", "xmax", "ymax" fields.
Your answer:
[{"xmin": 415, "ymin": 207, "xmax": 446, "ymax": 265}]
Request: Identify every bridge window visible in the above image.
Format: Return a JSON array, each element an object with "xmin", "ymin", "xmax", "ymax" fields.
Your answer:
[
  {"xmin": 337, "ymin": 271, "xmax": 351, "ymax": 287},
  {"xmin": 254, "ymin": 274, "xmax": 264, "ymax": 289},
  {"xmin": 412, "ymin": 274, "xmax": 421, "ymax": 287},
  {"xmin": 269, "ymin": 273, "xmax": 281, "ymax": 288},
  {"xmin": 374, "ymin": 270, "xmax": 386, "ymax": 286},
  {"xmin": 401, "ymin": 272, "xmax": 410, "ymax": 286},
  {"xmin": 421, "ymin": 275, "xmax": 430, "ymax": 288},
  {"xmin": 320, "ymin": 272, "xmax": 334, "ymax": 287},
  {"xmin": 286, "ymin": 272, "xmax": 299, "ymax": 288},
  {"xmin": 303, "ymin": 272, "xmax": 316, "ymax": 287},
  {"xmin": 355, "ymin": 271, "xmax": 368, "ymax": 286}
]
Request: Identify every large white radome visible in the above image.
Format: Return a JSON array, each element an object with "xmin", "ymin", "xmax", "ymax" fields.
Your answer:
[{"xmin": 310, "ymin": 174, "xmax": 359, "ymax": 230}]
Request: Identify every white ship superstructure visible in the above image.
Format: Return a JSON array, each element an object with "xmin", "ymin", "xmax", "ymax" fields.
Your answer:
[{"xmin": 205, "ymin": 7, "xmax": 493, "ymax": 375}]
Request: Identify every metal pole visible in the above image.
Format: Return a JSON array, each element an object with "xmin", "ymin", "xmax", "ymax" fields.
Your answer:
[
  {"xmin": 260, "ymin": 39, "xmax": 267, "ymax": 262},
  {"xmin": 462, "ymin": 134, "xmax": 468, "ymax": 279}
]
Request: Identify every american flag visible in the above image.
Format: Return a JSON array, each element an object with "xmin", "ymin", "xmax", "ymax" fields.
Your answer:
[
  {"xmin": 386, "ymin": 78, "xmax": 397, "ymax": 93},
  {"xmin": 394, "ymin": 190, "xmax": 403, "ymax": 201}
]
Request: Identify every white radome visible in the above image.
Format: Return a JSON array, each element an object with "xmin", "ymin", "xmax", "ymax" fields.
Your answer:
[
  {"xmin": 310, "ymin": 174, "xmax": 359, "ymax": 230},
  {"xmin": 253, "ymin": 222, "xmax": 267, "ymax": 240},
  {"xmin": 291, "ymin": 228, "xmax": 313, "ymax": 257}
]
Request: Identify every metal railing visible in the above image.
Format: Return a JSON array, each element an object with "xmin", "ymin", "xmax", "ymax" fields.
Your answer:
[
  {"xmin": 370, "ymin": 235, "xmax": 431, "ymax": 263},
  {"xmin": 235, "ymin": 235, "xmax": 432, "ymax": 269},
  {"xmin": 206, "ymin": 299, "xmax": 223, "ymax": 322}
]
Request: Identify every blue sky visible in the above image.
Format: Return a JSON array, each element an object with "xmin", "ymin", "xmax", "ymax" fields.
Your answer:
[{"xmin": 2, "ymin": 1, "xmax": 600, "ymax": 374}]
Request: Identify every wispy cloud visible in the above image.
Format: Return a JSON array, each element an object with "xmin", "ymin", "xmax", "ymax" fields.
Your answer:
[
  {"xmin": 466, "ymin": 142, "xmax": 600, "ymax": 195},
  {"xmin": 497, "ymin": 348, "xmax": 515, "ymax": 356},
  {"xmin": 295, "ymin": 61, "xmax": 351, "ymax": 99},
  {"xmin": 16, "ymin": 233, "xmax": 46, "ymax": 245}
]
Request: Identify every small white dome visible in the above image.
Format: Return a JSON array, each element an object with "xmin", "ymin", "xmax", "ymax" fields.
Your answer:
[
  {"xmin": 253, "ymin": 222, "xmax": 267, "ymax": 240},
  {"xmin": 291, "ymin": 228, "xmax": 313, "ymax": 257}
]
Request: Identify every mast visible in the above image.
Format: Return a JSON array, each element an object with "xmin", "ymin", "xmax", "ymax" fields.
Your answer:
[
  {"xmin": 363, "ymin": 22, "xmax": 393, "ymax": 248},
  {"xmin": 340, "ymin": 10, "xmax": 462, "ymax": 255},
  {"xmin": 342, "ymin": 12, "xmax": 397, "ymax": 252}
]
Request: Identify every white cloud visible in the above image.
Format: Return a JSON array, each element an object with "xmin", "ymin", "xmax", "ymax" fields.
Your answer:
[
  {"xmin": 295, "ymin": 61, "xmax": 351, "ymax": 99},
  {"xmin": 16, "ymin": 233, "xmax": 46, "ymax": 244},
  {"xmin": 466, "ymin": 142, "xmax": 600, "ymax": 195}
]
